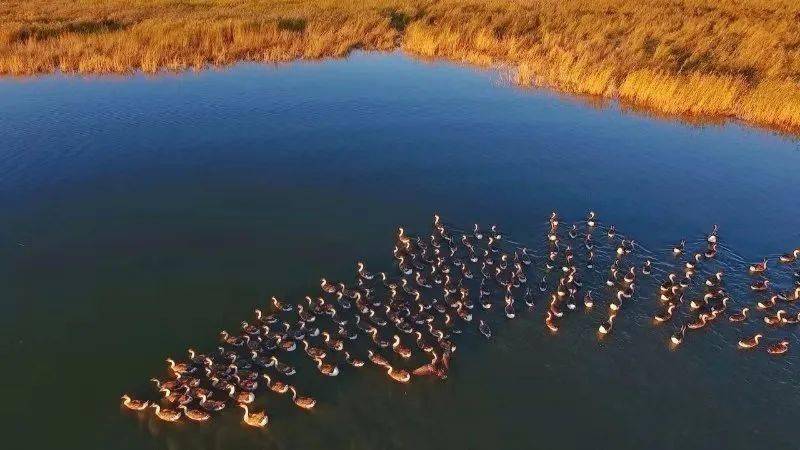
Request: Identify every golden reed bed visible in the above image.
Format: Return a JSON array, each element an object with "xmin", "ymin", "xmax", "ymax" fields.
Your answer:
[{"xmin": 2, "ymin": 0, "xmax": 799, "ymax": 133}]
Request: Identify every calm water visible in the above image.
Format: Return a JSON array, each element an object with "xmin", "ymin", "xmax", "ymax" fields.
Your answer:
[{"xmin": 2, "ymin": 52, "xmax": 799, "ymax": 450}]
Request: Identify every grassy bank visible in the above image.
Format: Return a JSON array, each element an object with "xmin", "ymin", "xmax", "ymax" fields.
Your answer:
[{"xmin": 2, "ymin": 0, "xmax": 799, "ymax": 132}]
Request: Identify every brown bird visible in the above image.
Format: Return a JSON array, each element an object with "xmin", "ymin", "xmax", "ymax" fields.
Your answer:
[
  {"xmin": 728, "ymin": 307, "xmax": 749, "ymax": 322},
  {"xmin": 239, "ymin": 404, "xmax": 268, "ymax": 428},
  {"xmin": 180, "ymin": 405, "xmax": 210, "ymax": 422},
  {"xmin": 151, "ymin": 404, "xmax": 181, "ymax": 422},
  {"xmin": 121, "ymin": 395, "xmax": 148, "ymax": 411},
  {"xmin": 289, "ymin": 386, "xmax": 316, "ymax": 410},
  {"xmin": 738, "ymin": 334, "xmax": 763, "ymax": 349},
  {"xmin": 767, "ymin": 339, "xmax": 790, "ymax": 355}
]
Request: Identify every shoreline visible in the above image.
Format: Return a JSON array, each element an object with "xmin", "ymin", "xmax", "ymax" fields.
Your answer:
[{"xmin": 1, "ymin": 0, "xmax": 798, "ymax": 135}]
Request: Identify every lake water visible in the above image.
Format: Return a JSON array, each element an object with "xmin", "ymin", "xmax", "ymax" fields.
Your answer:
[{"xmin": 1, "ymin": 51, "xmax": 799, "ymax": 450}]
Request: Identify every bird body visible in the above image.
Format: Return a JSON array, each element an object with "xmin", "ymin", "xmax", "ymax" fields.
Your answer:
[{"xmin": 239, "ymin": 404, "xmax": 268, "ymax": 427}]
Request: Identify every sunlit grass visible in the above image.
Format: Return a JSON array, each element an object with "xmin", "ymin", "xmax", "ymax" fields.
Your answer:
[{"xmin": 1, "ymin": 0, "xmax": 798, "ymax": 131}]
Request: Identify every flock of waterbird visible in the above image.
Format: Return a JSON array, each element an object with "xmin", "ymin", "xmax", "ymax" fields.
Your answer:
[{"xmin": 121, "ymin": 212, "xmax": 800, "ymax": 429}]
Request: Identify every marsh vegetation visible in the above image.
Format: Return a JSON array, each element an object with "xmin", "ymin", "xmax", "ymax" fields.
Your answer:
[{"xmin": 1, "ymin": 0, "xmax": 799, "ymax": 131}]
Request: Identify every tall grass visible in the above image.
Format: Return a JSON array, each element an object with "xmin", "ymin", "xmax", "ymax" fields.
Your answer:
[{"xmin": 1, "ymin": 0, "xmax": 799, "ymax": 132}]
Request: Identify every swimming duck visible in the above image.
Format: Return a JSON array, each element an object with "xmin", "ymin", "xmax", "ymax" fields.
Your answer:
[
  {"xmin": 160, "ymin": 387, "xmax": 191, "ymax": 405},
  {"xmin": 587, "ymin": 211, "xmax": 597, "ymax": 228},
  {"xmin": 369, "ymin": 328, "xmax": 391, "ymax": 348},
  {"xmin": 150, "ymin": 377, "xmax": 181, "ymax": 392},
  {"xmin": 653, "ymin": 304, "xmax": 676, "ymax": 323},
  {"xmin": 473, "ymin": 224, "xmax": 483, "ymax": 240},
  {"xmin": 296, "ymin": 304, "xmax": 315, "ymax": 323},
  {"xmin": 767, "ymin": 339, "xmax": 790, "ymax": 355},
  {"xmin": 367, "ymin": 349, "xmax": 391, "ymax": 368},
  {"xmin": 751, "ymin": 280, "xmax": 770, "ymax": 291},
  {"xmin": 689, "ymin": 296, "xmax": 707, "ymax": 311},
  {"xmin": 263, "ymin": 374, "xmax": 289, "ymax": 394},
  {"xmin": 660, "ymin": 274, "xmax": 677, "ymax": 293},
  {"xmin": 685, "ymin": 253, "xmax": 702, "ymax": 272},
  {"xmin": 687, "ymin": 313, "xmax": 710, "ymax": 330},
  {"xmin": 673, "ymin": 240, "xmax": 685, "ymax": 256},
  {"xmin": 549, "ymin": 294, "xmax": 564, "ymax": 318},
  {"xmin": 738, "ymin": 333, "xmax": 763, "ymax": 349},
  {"xmin": 180, "ymin": 405, "xmax": 210, "ymax": 422},
  {"xmin": 707, "ymin": 225, "xmax": 719, "ymax": 244},
  {"xmin": 151, "ymin": 404, "xmax": 181, "ymax": 422},
  {"xmin": 779, "ymin": 249, "xmax": 800, "ymax": 264},
  {"xmin": 397, "ymin": 226, "xmax": 411, "ymax": 246},
  {"xmin": 301, "ymin": 339, "xmax": 326, "ymax": 360},
  {"xmin": 757, "ymin": 296, "xmax": 777, "ymax": 310},
  {"xmin": 412, "ymin": 351, "xmax": 440, "ymax": 377},
  {"xmin": 289, "ymin": 386, "xmax": 316, "ymax": 410},
  {"xmin": 623, "ymin": 267, "xmax": 636, "ymax": 284},
  {"xmin": 670, "ymin": 326, "xmax": 686, "ymax": 346},
  {"xmin": 357, "ymin": 261, "xmax": 374, "ymax": 280},
  {"xmin": 386, "ymin": 365, "xmax": 412, "ymax": 383},
  {"xmin": 749, "ymin": 259, "xmax": 767, "ymax": 274},
  {"xmin": 198, "ymin": 393, "xmax": 225, "ymax": 412},
  {"xmin": 337, "ymin": 326, "xmax": 358, "ymax": 341},
  {"xmin": 269, "ymin": 356, "xmax": 296, "ymax": 376},
  {"xmin": 584, "ymin": 290, "xmax": 594, "ymax": 309},
  {"xmin": 227, "ymin": 385, "xmax": 255, "ymax": 404},
  {"xmin": 121, "ymin": 395, "xmax": 149, "ymax": 411},
  {"xmin": 565, "ymin": 294, "xmax": 577, "ymax": 311},
  {"xmin": 314, "ymin": 357, "xmax": 339, "ymax": 376},
  {"xmin": 705, "ymin": 271, "xmax": 723, "ymax": 287},
  {"xmin": 609, "ymin": 296, "xmax": 622, "ymax": 312},
  {"xmin": 524, "ymin": 288, "xmax": 535, "ymax": 307},
  {"xmin": 165, "ymin": 358, "xmax": 195, "ymax": 375},
  {"xmin": 343, "ymin": 351, "xmax": 365, "ymax": 368},
  {"xmin": 606, "ymin": 270, "xmax": 620, "ymax": 287},
  {"xmin": 279, "ymin": 337, "xmax": 297, "ymax": 352},
  {"xmin": 320, "ymin": 278, "xmax": 338, "ymax": 294},
  {"xmin": 322, "ymin": 331, "xmax": 344, "ymax": 351},
  {"xmin": 239, "ymin": 404, "xmax": 268, "ymax": 428},
  {"xmin": 544, "ymin": 311, "xmax": 559, "ymax": 333},
  {"xmin": 642, "ymin": 260, "xmax": 652, "ymax": 275},
  {"xmin": 549, "ymin": 212, "xmax": 559, "ymax": 230},
  {"xmin": 728, "ymin": 307, "xmax": 749, "ymax": 322},
  {"xmin": 598, "ymin": 314, "xmax": 615, "ymax": 334},
  {"xmin": 783, "ymin": 312, "xmax": 800, "ymax": 325},
  {"xmin": 271, "ymin": 296, "xmax": 292, "ymax": 312},
  {"xmin": 186, "ymin": 348, "xmax": 208, "ymax": 366},
  {"xmin": 504, "ymin": 300, "xmax": 516, "ymax": 319},
  {"xmin": 764, "ymin": 310, "xmax": 787, "ymax": 326},
  {"xmin": 392, "ymin": 335, "xmax": 412, "ymax": 358}
]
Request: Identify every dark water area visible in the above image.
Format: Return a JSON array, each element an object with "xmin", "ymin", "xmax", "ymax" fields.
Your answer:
[{"xmin": 1, "ymin": 51, "xmax": 799, "ymax": 450}]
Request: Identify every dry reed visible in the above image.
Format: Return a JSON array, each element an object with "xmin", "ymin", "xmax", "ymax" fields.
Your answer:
[{"xmin": 1, "ymin": 0, "xmax": 799, "ymax": 132}]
